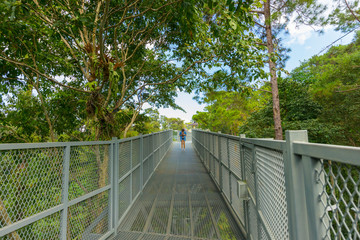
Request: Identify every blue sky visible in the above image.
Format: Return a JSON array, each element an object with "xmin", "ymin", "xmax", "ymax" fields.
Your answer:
[{"xmin": 153, "ymin": 27, "xmax": 355, "ymax": 123}]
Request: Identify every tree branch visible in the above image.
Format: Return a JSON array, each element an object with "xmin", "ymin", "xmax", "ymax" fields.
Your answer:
[
  {"xmin": 254, "ymin": 21, "xmax": 266, "ymax": 29},
  {"xmin": 0, "ymin": 55, "xmax": 90, "ymax": 93},
  {"xmin": 345, "ymin": 0, "xmax": 360, "ymax": 23}
]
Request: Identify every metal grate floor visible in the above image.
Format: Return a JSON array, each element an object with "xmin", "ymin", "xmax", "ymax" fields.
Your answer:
[{"xmin": 114, "ymin": 142, "xmax": 245, "ymax": 240}]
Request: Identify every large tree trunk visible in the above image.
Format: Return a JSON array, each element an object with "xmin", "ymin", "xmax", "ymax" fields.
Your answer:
[{"xmin": 264, "ymin": 0, "xmax": 283, "ymax": 140}]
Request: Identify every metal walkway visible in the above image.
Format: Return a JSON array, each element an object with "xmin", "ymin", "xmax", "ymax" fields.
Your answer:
[{"xmin": 115, "ymin": 142, "xmax": 245, "ymax": 240}]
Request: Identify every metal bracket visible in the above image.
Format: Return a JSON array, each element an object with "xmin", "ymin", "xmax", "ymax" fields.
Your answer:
[
  {"xmin": 237, "ymin": 181, "xmax": 249, "ymax": 201},
  {"xmin": 314, "ymin": 169, "xmax": 321, "ymax": 183}
]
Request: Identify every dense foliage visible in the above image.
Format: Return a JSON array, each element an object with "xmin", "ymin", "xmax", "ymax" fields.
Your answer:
[
  {"xmin": 194, "ymin": 32, "xmax": 360, "ymax": 146},
  {"xmin": 0, "ymin": 0, "xmax": 262, "ymax": 142}
]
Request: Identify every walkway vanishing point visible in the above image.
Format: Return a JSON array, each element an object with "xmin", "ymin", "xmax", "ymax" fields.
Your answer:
[{"xmin": 115, "ymin": 141, "xmax": 245, "ymax": 240}]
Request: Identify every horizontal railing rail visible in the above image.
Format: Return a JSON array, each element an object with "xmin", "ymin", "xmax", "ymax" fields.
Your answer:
[
  {"xmin": 192, "ymin": 129, "xmax": 360, "ymax": 240},
  {"xmin": 0, "ymin": 130, "xmax": 173, "ymax": 240}
]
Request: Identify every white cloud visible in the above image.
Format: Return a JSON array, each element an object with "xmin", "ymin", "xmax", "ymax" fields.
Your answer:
[{"xmin": 285, "ymin": 1, "xmax": 335, "ymax": 45}]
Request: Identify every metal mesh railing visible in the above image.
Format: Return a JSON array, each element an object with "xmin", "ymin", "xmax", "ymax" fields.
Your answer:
[
  {"xmin": 293, "ymin": 141, "xmax": 360, "ymax": 240},
  {"xmin": 192, "ymin": 130, "xmax": 289, "ymax": 240},
  {"xmin": 0, "ymin": 130, "xmax": 172, "ymax": 240},
  {"xmin": 114, "ymin": 130, "xmax": 173, "ymax": 232},
  {"xmin": 193, "ymin": 129, "xmax": 360, "ymax": 240}
]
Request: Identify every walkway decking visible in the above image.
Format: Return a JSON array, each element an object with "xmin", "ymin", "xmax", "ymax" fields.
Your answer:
[{"xmin": 115, "ymin": 142, "xmax": 245, "ymax": 240}]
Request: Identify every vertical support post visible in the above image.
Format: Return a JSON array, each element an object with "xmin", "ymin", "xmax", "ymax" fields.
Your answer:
[
  {"xmin": 218, "ymin": 132, "xmax": 223, "ymax": 191},
  {"xmin": 239, "ymin": 134, "xmax": 246, "ymax": 181},
  {"xmin": 140, "ymin": 134, "xmax": 144, "ymax": 191},
  {"xmin": 227, "ymin": 138, "xmax": 232, "ymax": 204},
  {"xmin": 112, "ymin": 137, "xmax": 119, "ymax": 229},
  {"xmin": 130, "ymin": 139, "xmax": 133, "ymax": 203},
  {"xmin": 302, "ymin": 155, "xmax": 325, "ymax": 239},
  {"xmin": 212, "ymin": 133, "xmax": 215, "ymax": 176},
  {"xmin": 284, "ymin": 130, "xmax": 309, "ymax": 240},
  {"xmin": 108, "ymin": 142, "xmax": 114, "ymax": 232},
  {"xmin": 60, "ymin": 144, "xmax": 71, "ymax": 240},
  {"xmin": 251, "ymin": 143, "xmax": 261, "ymax": 239},
  {"xmin": 239, "ymin": 134, "xmax": 248, "ymax": 235}
]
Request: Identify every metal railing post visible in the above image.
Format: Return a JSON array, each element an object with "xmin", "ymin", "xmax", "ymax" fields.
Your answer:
[
  {"xmin": 284, "ymin": 130, "xmax": 309, "ymax": 240},
  {"xmin": 140, "ymin": 134, "xmax": 144, "ymax": 191},
  {"xmin": 302, "ymin": 154, "xmax": 325, "ymax": 240},
  {"xmin": 112, "ymin": 137, "xmax": 119, "ymax": 229},
  {"xmin": 227, "ymin": 138, "xmax": 232, "ymax": 204},
  {"xmin": 218, "ymin": 132, "xmax": 223, "ymax": 190},
  {"xmin": 251, "ymin": 143, "xmax": 262, "ymax": 239},
  {"xmin": 108, "ymin": 141, "xmax": 114, "ymax": 233},
  {"xmin": 60, "ymin": 144, "xmax": 71, "ymax": 240},
  {"xmin": 239, "ymin": 134, "xmax": 248, "ymax": 236},
  {"xmin": 130, "ymin": 139, "xmax": 133, "ymax": 203}
]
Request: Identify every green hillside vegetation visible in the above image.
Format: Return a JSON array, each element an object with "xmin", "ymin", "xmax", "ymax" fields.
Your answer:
[{"xmin": 194, "ymin": 32, "xmax": 360, "ymax": 146}]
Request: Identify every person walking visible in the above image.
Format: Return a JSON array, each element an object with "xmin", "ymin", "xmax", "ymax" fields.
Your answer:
[{"xmin": 179, "ymin": 129, "xmax": 187, "ymax": 151}]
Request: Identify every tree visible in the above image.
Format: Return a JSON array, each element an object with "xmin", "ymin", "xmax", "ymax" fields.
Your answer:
[
  {"xmin": 192, "ymin": 90, "xmax": 268, "ymax": 135},
  {"xmin": 163, "ymin": 117, "xmax": 185, "ymax": 131},
  {"xmin": 239, "ymin": 77, "xmax": 345, "ymax": 144},
  {"xmin": 0, "ymin": 0, "xmax": 256, "ymax": 141},
  {"xmin": 327, "ymin": 0, "xmax": 360, "ymax": 32},
  {"xmin": 249, "ymin": 0, "xmax": 326, "ymax": 139},
  {"xmin": 292, "ymin": 32, "xmax": 360, "ymax": 145}
]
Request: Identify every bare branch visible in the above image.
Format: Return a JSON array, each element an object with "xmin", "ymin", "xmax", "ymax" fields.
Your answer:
[
  {"xmin": 250, "ymin": 10, "xmax": 264, "ymax": 14},
  {"xmin": 105, "ymin": 0, "xmax": 181, "ymax": 30},
  {"xmin": 336, "ymin": 85, "xmax": 360, "ymax": 92},
  {"xmin": 0, "ymin": 55, "xmax": 90, "ymax": 93},
  {"xmin": 254, "ymin": 21, "xmax": 266, "ymax": 29}
]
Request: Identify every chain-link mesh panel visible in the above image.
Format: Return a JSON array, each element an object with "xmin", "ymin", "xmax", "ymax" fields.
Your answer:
[
  {"xmin": 149, "ymin": 135, "xmax": 154, "ymax": 155},
  {"xmin": 119, "ymin": 175, "xmax": 131, "ymax": 220},
  {"xmin": 1, "ymin": 212, "xmax": 61, "ymax": 240},
  {"xmin": 260, "ymin": 223, "xmax": 270, "ymax": 240},
  {"xmin": 132, "ymin": 139, "xmax": 141, "ymax": 167},
  {"xmin": 0, "ymin": 147, "xmax": 64, "ymax": 226},
  {"xmin": 220, "ymin": 137, "xmax": 228, "ymax": 167},
  {"xmin": 215, "ymin": 159, "xmax": 220, "ymax": 185},
  {"xmin": 119, "ymin": 141, "xmax": 131, "ymax": 179},
  {"xmin": 68, "ymin": 191, "xmax": 109, "ymax": 240},
  {"xmin": 143, "ymin": 159, "xmax": 149, "ymax": 185},
  {"xmin": 244, "ymin": 146, "xmax": 255, "ymax": 199},
  {"xmin": 214, "ymin": 135, "xmax": 219, "ymax": 159},
  {"xmin": 207, "ymin": 135, "xmax": 211, "ymax": 155},
  {"xmin": 132, "ymin": 166, "xmax": 141, "ymax": 199},
  {"xmin": 248, "ymin": 199, "xmax": 258, "ymax": 240},
  {"xmin": 229, "ymin": 139, "xmax": 241, "ymax": 179},
  {"xmin": 170, "ymin": 194, "xmax": 190, "ymax": 236},
  {"xmin": 222, "ymin": 166, "xmax": 230, "ymax": 200},
  {"xmin": 149, "ymin": 155, "xmax": 154, "ymax": 179},
  {"xmin": 148, "ymin": 194, "xmax": 172, "ymax": 235},
  {"xmin": 143, "ymin": 136, "xmax": 149, "ymax": 159},
  {"xmin": 210, "ymin": 155, "xmax": 214, "ymax": 177},
  {"xmin": 318, "ymin": 159, "xmax": 360, "ymax": 240},
  {"xmin": 209, "ymin": 193, "xmax": 243, "ymax": 240},
  {"xmin": 256, "ymin": 146, "xmax": 289, "ymax": 240},
  {"xmin": 70, "ymin": 145, "xmax": 109, "ymax": 200},
  {"xmin": 190, "ymin": 194, "xmax": 217, "ymax": 239}
]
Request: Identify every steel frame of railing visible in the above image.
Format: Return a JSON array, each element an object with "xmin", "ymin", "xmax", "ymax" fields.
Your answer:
[
  {"xmin": 192, "ymin": 129, "xmax": 360, "ymax": 240},
  {"xmin": 0, "ymin": 130, "xmax": 173, "ymax": 240}
]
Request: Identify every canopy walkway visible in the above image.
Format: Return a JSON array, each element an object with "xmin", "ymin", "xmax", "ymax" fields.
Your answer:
[
  {"xmin": 0, "ymin": 130, "xmax": 359, "ymax": 240},
  {"xmin": 115, "ymin": 142, "xmax": 244, "ymax": 240}
]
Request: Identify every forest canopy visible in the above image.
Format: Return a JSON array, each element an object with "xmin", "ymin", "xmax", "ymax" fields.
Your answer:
[
  {"xmin": 0, "ymin": 0, "xmax": 265, "ymax": 142},
  {"xmin": 193, "ymin": 31, "xmax": 360, "ymax": 146}
]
